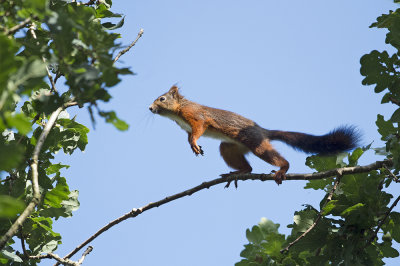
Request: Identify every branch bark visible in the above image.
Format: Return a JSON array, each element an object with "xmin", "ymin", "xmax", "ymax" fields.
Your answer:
[
  {"xmin": 29, "ymin": 246, "xmax": 92, "ymax": 266},
  {"xmin": 57, "ymin": 160, "xmax": 391, "ymax": 263},
  {"xmin": 4, "ymin": 17, "xmax": 32, "ymax": 35},
  {"xmin": 113, "ymin": 29, "xmax": 144, "ymax": 63},
  {"xmin": 366, "ymin": 193, "xmax": 400, "ymax": 247}
]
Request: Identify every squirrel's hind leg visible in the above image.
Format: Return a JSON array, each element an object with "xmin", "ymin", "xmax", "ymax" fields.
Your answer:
[
  {"xmin": 250, "ymin": 139, "xmax": 289, "ymax": 185},
  {"xmin": 219, "ymin": 142, "xmax": 252, "ymax": 188}
]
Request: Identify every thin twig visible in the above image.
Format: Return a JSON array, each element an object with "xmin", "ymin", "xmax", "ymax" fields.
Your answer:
[
  {"xmin": 113, "ymin": 29, "xmax": 144, "ymax": 63},
  {"xmin": 389, "ymin": 97, "xmax": 400, "ymax": 107},
  {"xmin": 383, "ymin": 164, "xmax": 399, "ymax": 183},
  {"xmin": 20, "ymin": 231, "xmax": 28, "ymax": 258},
  {"xmin": 365, "ymin": 194, "xmax": 400, "ymax": 247},
  {"xmin": 0, "ymin": 176, "xmax": 14, "ymax": 183},
  {"xmin": 76, "ymin": 246, "xmax": 93, "ymax": 265},
  {"xmin": 83, "ymin": 0, "xmax": 96, "ymax": 5},
  {"xmin": 5, "ymin": 17, "xmax": 32, "ymax": 35},
  {"xmin": 29, "ymin": 253, "xmax": 79, "ymax": 266},
  {"xmin": 29, "ymin": 23, "xmax": 58, "ymax": 94},
  {"xmin": 0, "ymin": 101, "xmax": 77, "ymax": 250},
  {"xmin": 28, "ymin": 245, "xmax": 92, "ymax": 265},
  {"xmin": 57, "ymin": 160, "xmax": 390, "ymax": 263},
  {"xmin": 280, "ymin": 170, "xmax": 343, "ymax": 254},
  {"xmin": 54, "ymin": 72, "xmax": 62, "ymax": 84}
]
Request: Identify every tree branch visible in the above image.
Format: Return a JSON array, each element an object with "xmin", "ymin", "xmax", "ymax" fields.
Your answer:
[
  {"xmin": 383, "ymin": 164, "xmax": 399, "ymax": 183},
  {"xmin": 4, "ymin": 17, "xmax": 32, "ymax": 35},
  {"xmin": 0, "ymin": 175, "xmax": 15, "ymax": 183},
  {"xmin": 389, "ymin": 97, "xmax": 400, "ymax": 107},
  {"xmin": 29, "ymin": 23, "xmax": 58, "ymax": 94},
  {"xmin": 365, "ymin": 193, "xmax": 400, "ymax": 247},
  {"xmin": 113, "ymin": 29, "xmax": 144, "ymax": 63},
  {"xmin": 29, "ymin": 251, "xmax": 85, "ymax": 266},
  {"xmin": 0, "ymin": 101, "xmax": 77, "ymax": 250},
  {"xmin": 76, "ymin": 246, "xmax": 93, "ymax": 265},
  {"xmin": 57, "ymin": 160, "xmax": 391, "ymax": 263},
  {"xmin": 280, "ymin": 170, "xmax": 343, "ymax": 254}
]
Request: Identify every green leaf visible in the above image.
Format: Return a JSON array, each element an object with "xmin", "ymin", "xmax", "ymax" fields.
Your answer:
[
  {"xmin": 340, "ymin": 203, "xmax": 364, "ymax": 216},
  {"xmin": 383, "ymin": 212, "xmax": 400, "ymax": 243},
  {"xmin": 292, "ymin": 210, "xmax": 316, "ymax": 233},
  {"xmin": 46, "ymin": 163, "xmax": 70, "ymax": 175},
  {"xmin": 281, "ymin": 257, "xmax": 297, "ymax": 266},
  {"xmin": 304, "ymin": 178, "xmax": 333, "ymax": 190},
  {"xmin": 31, "ymin": 88, "xmax": 63, "ymax": 115},
  {"xmin": 379, "ymin": 241, "xmax": 399, "ymax": 258},
  {"xmin": 258, "ymin": 217, "xmax": 279, "ymax": 235},
  {"xmin": 102, "ymin": 16, "xmax": 125, "ymax": 30},
  {"xmin": 96, "ymin": 3, "xmax": 122, "ymax": 18},
  {"xmin": 306, "ymin": 154, "xmax": 344, "ymax": 172},
  {"xmin": 376, "ymin": 114, "xmax": 396, "ymax": 140},
  {"xmin": 286, "ymin": 207, "xmax": 330, "ymax": 253},
  {"xmin": 25, "ymin": 216, "xmax": 61, "ymax": 254},
  {"xmin": 41, "ymin": 190, "xmax": 80, "ymax": 219},
  {"xmin": 322, "ymin": 200, "xmax": 338, "ymax": 215},
  {"xmin": 0, "ymin": 247, "xmax": 23, "ymax": 263},
  {"xmin": 5, "ymin": 113, "xmax": 32, "ymax": 135},
  {"xmin": 30, "ymin": 217, "xmax": 60, "ymax": 238},
  {"xmin": 360, "ymin": 50, "xmax": 398, "ymax": 93},
  {"xmin": 0, "ymin": 142, "xmax": 24, "ymax": 171},
  {"xmin": 44, "ymin": 177, "xmax": 70, "ymax": 208},
  {"xmin": 10, "ymin": 58, "xmax": 47, "ymax": 93},
  {"xmin": 262, "ymin": 233, "xmax": 285, "ymax": 258},
  {"xmin": 348, "ymin": 148, "xmax": 364, "ymax": 166},
  {"xmin": 390, "ymin": 108, "xmax": 400, "ymax": 122},
  {"xmin": 99, "ymin": 110, "xmax": 129, "ymax": 131},
  {"xmin": 0, "ymin": 195, "xmax": 25, "ymax": 218},
  {"xmin": 39, "ymin": 239, "xmax": 59, "ymax": 254},
  {"xmin": 0, "ymin": 35, "xmax": 19, "ymax": 97},
  {"xmin": 58, "ymin": 118, "xmax": 89, "ymax": 151},
  {"xmin": 246, "ymin": 226, "xmax": 264, "ymax": 245},
  {"xmin": 37, "ymin": 166, "xmax": 53, "ymax": 190}
]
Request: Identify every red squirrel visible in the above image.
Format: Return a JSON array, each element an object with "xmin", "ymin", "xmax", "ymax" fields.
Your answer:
[{"xmin": 149, "ymin": 85, "xmax": 360, "ymax": 185}]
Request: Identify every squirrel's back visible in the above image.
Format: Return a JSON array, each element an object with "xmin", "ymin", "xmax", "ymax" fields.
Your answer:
[
  {"xmin": 150, "ymin": 85, "xmax": 361, "ymax": 184},
  {"xmin": 150, "ymin": 85, "xmax": 360, "ymax": 155}
]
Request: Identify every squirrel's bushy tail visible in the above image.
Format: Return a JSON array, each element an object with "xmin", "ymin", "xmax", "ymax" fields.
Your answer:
[{"xmin": 267, "ymin": 125, "xmax": 361, "ymax": 155}]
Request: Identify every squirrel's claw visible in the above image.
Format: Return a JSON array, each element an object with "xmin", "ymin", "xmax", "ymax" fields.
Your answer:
[
  {"xmin": 191, "ymin": 144, "xmax": 204, "ymax": 156},
  {"xmin": 198, "ymin": 145, "xmax": 204, "ymax": 156},
  {"xmin": 221, "ymin": 169, "xmax": 252, "ymax": 188},
  {"xmin": 273, "ymin": 170, "xmax": 286, "ymax": 185},
  {"xmin": 220, "ymin": 172, "xmax": 240, "ymax": 189}
]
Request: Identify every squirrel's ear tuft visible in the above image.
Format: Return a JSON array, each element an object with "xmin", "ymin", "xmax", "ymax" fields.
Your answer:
[
  {"xmin": 169, "ymin": 85, "xmax": 179, "ymax": 93},
  {"xmin": 169, "ymin": 85, "xmax": 183, "ymax": 100}
]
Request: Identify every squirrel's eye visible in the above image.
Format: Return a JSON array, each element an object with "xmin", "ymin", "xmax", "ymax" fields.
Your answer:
[{"xmin": 159, "ymin": 96, "xmax": 166, "ymax": 102}]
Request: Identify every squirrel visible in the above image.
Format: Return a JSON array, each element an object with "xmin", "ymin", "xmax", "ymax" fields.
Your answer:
[{"xmin": 149, "ymin": 85, "xmax": 360, "ymax": 186}]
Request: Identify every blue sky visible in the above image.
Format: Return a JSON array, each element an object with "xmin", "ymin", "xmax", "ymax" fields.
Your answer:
[{"xmin": 44, "ymin": 0, "xmax": 399, "ymax": 265}]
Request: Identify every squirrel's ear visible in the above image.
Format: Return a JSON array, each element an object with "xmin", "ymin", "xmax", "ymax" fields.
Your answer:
[{"xmin": 169, "ymin": 85, "xmax": 181, "ymax": 99}]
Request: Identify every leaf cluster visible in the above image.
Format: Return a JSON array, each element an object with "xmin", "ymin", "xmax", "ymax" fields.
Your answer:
[
  {"xmin": 237, "ymin": 150, "xmax": 399, "ymax": 265},
  {"xmin": 360, "ymin": 7, "xmax": 400, "ymax": 172},
  {"xmin": 0, "ymin": 0, "xmax": 133, "ymax": 264},
  {"xmin": 238, "ymin": 3, "xmax": 400, "ymax": 264}
]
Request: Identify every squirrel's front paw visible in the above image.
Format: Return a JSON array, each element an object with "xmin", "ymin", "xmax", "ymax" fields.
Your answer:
[{"xmin": 191, "ymin": 144, "xmax": 204, "ymax": 156}]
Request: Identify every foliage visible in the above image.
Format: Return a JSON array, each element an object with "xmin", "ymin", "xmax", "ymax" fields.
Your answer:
[
  {"xmin": 237, "ymin": 3, "xmax": 400, "ymax": 265},
  {"xmin": 0, "ymin": 0, "xmax": 132, "ymax": 264}
]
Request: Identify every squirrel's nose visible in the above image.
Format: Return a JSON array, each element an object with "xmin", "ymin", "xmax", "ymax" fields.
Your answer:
[{"xmin": 149, "ymin": 106, "xmax": 154, "ymax": 112}]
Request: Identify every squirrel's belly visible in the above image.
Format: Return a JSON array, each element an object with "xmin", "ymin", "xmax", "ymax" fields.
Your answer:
[
  {"xmin": 165, "ymin": 113, "xmax": 241, "ymax": 145},
  {"xmin": 203, "ymin": 129, "xmax": 236, "ymax": 143}
]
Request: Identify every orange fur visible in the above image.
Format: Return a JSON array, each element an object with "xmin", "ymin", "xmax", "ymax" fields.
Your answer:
[{"xmin": 149, "ymin": 85, "xmax": 359, "ymax": 185}]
